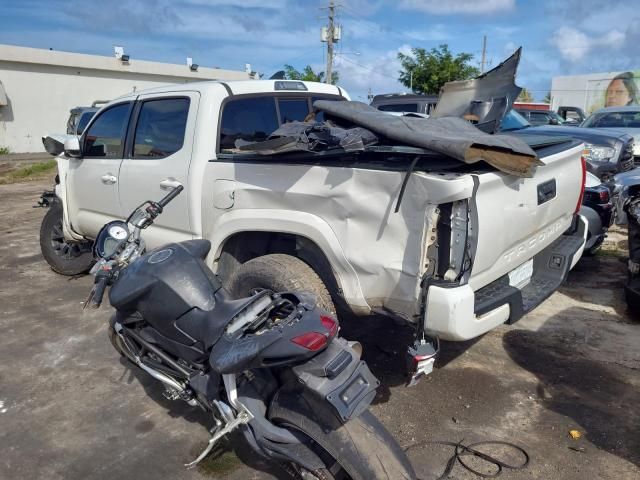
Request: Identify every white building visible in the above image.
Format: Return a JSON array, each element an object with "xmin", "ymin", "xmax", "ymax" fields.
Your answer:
[
  {"xmin": 551, "ymin": 70, "xmax": 640, "ymax": 114},
  {"xmin": 0, "ymin": 44, "xmax": 253, "ymax": 152}
]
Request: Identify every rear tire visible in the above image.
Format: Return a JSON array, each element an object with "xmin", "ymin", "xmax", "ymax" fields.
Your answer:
[
  {"xmin": 39, "ymin": 202, "xmax": 93, "ymax": 275},
  {"xmin": 227, "ymin": 254, "xmax": 336, "ymax": 315},
  {"xmin": 269, "ymin": 387, "xmax": 415, "ymax": 480}
]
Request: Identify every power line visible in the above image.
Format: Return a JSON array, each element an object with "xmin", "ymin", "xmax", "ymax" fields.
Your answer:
[{"xmin": 336, "ymin": 54, "xmax": 399, "ymax": 80}]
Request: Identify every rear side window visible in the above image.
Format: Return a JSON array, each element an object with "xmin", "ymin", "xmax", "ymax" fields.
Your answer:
[
  {"xmin": 84, "ymin": 103, "xmax": 131, "ymax": 158},
  {"xmin": 377, "ymin": 103, "xmax": 419, "ymax": 113},
  {"xmin": 220, "ymin": 97, "xmax": 279, "ymax": 149},
  {"xmin": 133, "ymin": 98, "xmax": 190, "ymax": 158}
]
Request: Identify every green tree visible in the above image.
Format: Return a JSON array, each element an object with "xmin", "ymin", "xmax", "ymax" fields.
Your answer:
[
  {"xmin": 517, "ymin": 87, "xmax": 534, "ymax": 103},
  {"xmin": 284, "ymin": 64, "xmax": 339, "ymax": 85},
  {"xmin": 397, "ymin": 44, "xmax": 480, "ymax": 95},
  {"xmin": 543, "ymin": 91, "xmax": 552, "ymax": 104}
]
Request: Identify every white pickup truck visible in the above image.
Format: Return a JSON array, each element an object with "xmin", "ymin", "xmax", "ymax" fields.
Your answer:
[{"xmin": 41, "ymin": 78, "xmax": 587, "ymax": 348}]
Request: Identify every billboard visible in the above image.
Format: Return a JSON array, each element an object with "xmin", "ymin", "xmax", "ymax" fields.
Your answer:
[{"xmin": 585, "ymin": 71, "xmax": 640, "ymax": 113}]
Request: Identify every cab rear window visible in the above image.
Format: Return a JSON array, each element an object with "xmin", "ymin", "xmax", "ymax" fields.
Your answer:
[{"xmin": 219, "ymin": 95, "xmax": 341, "ymax": 151}]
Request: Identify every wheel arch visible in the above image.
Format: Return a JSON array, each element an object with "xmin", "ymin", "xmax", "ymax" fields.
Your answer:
[{"xmin": 206, "ymin": 210, "xmax": 370, "ymax": 315}]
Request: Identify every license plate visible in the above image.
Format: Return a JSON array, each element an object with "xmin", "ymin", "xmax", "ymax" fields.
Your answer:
[{"xmin": 508, "ymin": 259, "xmax": 533, "ymax": 289}]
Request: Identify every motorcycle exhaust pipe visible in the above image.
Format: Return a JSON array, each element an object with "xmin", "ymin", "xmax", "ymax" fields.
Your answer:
[
  {"xmin": 134, "ymin": 355, "xmax": 186, "ymax": 393},
  {"xmin": 114, "ymin": 324, "xmax": 189, "ymax": 396}
]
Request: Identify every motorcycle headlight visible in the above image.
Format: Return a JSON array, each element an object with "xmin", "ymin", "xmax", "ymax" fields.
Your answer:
[{"xmin": 582, "ymin": 143, "xmax": 616, "ymax": 162}]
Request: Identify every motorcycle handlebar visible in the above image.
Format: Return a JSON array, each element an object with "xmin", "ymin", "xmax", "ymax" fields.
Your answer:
[{"xmin": 157, "ymin": 185, "xmax": 184, "ymax": 208}]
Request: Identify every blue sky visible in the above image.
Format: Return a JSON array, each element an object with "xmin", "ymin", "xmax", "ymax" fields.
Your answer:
[{"xmin": 2, "ymin": 0, "xmax": 639, "ymax": 102}]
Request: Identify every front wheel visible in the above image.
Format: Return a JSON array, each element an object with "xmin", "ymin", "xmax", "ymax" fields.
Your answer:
[
  {"xmin": 269, "ymin": 388, "xmax": 415, "ymax": 480},
  {"xmin": 39, "ymin": 202, "xmax": 93, "ymax": 275}
]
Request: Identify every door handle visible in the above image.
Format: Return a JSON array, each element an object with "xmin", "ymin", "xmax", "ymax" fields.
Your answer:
[
  {"xmin": 160, "ymin": 178, "xmax": 183, "ymax": 190},
  {"xmin": 101, "ymin": 174, "xmax": 117, "ymax": 185}
]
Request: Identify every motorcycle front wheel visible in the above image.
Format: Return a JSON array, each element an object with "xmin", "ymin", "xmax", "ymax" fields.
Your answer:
[{"xmin": 269, "ymin": 387, "xmax": 415, "ymax": 480}]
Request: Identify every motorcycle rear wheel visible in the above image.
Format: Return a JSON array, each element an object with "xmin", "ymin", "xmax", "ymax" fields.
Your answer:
[{"xmin": 269, "ymin": 388, "xmax": 415, "ymax": 480}]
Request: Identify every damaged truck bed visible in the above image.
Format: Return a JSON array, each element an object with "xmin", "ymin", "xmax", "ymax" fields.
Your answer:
[{"xmin": 220, "ymin": 125, "xmax": 586, "ymax": 341}]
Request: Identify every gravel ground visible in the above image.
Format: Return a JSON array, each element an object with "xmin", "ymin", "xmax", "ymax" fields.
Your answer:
[{"xmin": 1, "ymin": 176, "xmax": 638, "ymax": 480}]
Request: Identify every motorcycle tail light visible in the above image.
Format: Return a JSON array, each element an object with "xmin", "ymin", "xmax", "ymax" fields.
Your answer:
[
  {"xmin": 291, "ymin": 332, "xmax": 328, "ymax": 351},
  {"xmin": 320, "ymin": 315, "xmax": 338, "ymax": 337},
  {"xmin": 575, "ymin": 156, "xmax": 587, "ymax": 214}
]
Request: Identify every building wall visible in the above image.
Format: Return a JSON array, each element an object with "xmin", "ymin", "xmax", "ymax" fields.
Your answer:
[
  {"xmin": 0, "ymin": 44, "xmax": 251, "ymax": 152},
  {"xmin": 551, "ymin": 70, "xmax": 640, "ymax": 114}
]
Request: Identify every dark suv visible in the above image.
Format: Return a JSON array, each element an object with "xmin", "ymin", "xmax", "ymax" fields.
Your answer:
[
  {"xmin": 370, "ymin": 93, "xmax": 438, "ymax": 115},
  {"xmin": 515, "ymin": 108, "xmax": 565, "ymax": 126},
  {"xmin": 501, "ymin": 109, "xmax": 634, "ymax": 180}
]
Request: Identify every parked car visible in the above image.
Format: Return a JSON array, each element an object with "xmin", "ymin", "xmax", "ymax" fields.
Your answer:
[
  {"xmin": 580, "ymin": 171, "xmax": 614, "ymax": 255},
  {"xmin": 516, "ymin": 108, "xmax": 566, "ymax": 126},
  {"xmin": 581, "ymin": 105, "xmax": 640, "ymax": 161},
  {"xmin": 500, "ymin": 109, "xmax": 635, "ymax": 181},
  {"xmin": 557, "ymin": 106, "xmax": 586, "ymax": 125},
  {"xmin": 370, "ymin": 93, "xmax": 438, "ymax": 115},
  {"xmin": 66, "ymin": 100, "xmax": 109, "ymax": 135}
]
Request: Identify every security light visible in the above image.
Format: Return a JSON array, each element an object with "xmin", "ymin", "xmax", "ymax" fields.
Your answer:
[
  {"xmin": 190, "ymin": 64, "xmax": 199, "ymax": 72},
  {"xmin": 121, "ymin": 54, "xmax": 130, "ymax": 63}
]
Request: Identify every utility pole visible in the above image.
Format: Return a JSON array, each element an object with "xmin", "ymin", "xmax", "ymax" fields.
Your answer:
[
  {"xmin": 480, "ymin": 35, "xmax": 487, "ymax": 74},
  {"xmin": 326, "ymin": 1, "xmax": 335, "ymax": 84},
  {"xmin": 321, "ymin": 0, "xmax": 340, "ymax": 84}
]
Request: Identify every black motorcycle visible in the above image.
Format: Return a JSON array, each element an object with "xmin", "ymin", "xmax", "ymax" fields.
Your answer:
[{"xmin": 84, "ymin": 185, "xmax": 415, "ymax": 480}]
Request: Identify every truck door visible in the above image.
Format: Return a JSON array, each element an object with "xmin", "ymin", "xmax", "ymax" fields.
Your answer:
[
  {"xmin": 118, "ymin": 92, "xmax": 198, "ymax": 248},
  {"xmin": 66, "ymin": 101, "xmax": 133, "ymax": 238}
]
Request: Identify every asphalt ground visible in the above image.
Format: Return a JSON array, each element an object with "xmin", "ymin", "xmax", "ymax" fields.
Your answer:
[{"xmin": 1, "ymin": 176, "xmax": 639, "ymax": 480}]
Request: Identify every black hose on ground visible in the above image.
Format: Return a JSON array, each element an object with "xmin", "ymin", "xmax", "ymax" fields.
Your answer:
[{"xmin": 404, "ymin": 439, "xmax": 529, "ymax": 479}]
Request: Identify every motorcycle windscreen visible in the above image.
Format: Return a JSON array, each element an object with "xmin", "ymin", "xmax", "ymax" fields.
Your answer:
[{"xmin": 431, "ymin": 47, "xmax": 523, "ymax": 134}]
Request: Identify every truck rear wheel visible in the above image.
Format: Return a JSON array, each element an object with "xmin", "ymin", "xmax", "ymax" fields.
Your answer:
[
  {"xmin": 226, "ymin": 254, "xmax": 336, "ymax": 315},
  {"xmin": 39, "ymin": 202, "xmax": 93, "ymax": 275}
]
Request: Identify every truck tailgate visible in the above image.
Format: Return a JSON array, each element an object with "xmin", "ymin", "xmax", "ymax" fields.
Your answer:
[{"xmin": 468, "ymin": 142, "xmax": 584, "ymax": 291}]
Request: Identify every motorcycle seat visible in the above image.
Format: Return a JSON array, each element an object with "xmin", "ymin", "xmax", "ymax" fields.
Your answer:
[{"xmin": 175, "ymin": 291, "xmax": 270, "ymax": 351}]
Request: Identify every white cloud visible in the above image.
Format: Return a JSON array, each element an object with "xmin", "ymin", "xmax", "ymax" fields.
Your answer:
[
  {"xmin": 399, "ymin": 0, "xmax": 515, "ymax": 15},
  {"xmin": 552, "ymin": 27, "xmax": 591, "ymax": 62},
  {"xmin": 552, "ymin": 26, "xmax": 626, "ymax": 62},
  {"xmin": 333, "ymin": 45, "xmax": 410, "ymax": 100},
  {"xmin": 401, "ymin": 24, "xmax": 450, "ymax": 42}
]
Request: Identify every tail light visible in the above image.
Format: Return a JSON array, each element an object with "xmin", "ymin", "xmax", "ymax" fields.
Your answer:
[
  {"xmin": 320, "ymin": 315, "xmax": 339, "ymax": 337},
  {"xmin": 291, "ymin": 315, "xmax": 339, "ymax": 351},
  {"xmin": 575, "ymin": 156, "xmax": 587, "ymax": 214},
  {"xmin": 599, "ymin": 189, "xmax": 610, "ymax": 203},
  {"xmin": 291, "ymin": 332, "xmax": 328, "ymax": 351}
]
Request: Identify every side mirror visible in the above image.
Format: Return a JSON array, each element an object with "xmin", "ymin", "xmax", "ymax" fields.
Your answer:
[
  {"xmin": 549, "ymin": 118, "xmax": 559, "ymax": 125},
  {"xmin": 42, "ymin": 135, "xmax": 66, "ymax": 156},
  {"xmin": 64, "ymin": 136, "xmax": 82, "ymax": 158}
]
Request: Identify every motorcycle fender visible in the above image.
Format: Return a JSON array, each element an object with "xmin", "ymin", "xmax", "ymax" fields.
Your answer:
[{"xmin": 292, "ymin": 338, "xmax": 380, "ymax": 422}]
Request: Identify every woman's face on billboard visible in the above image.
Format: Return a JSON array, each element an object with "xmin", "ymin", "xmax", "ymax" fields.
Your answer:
[{"xmin": 606, "ymin": 79, "xmax": 632, "ymax": 107}]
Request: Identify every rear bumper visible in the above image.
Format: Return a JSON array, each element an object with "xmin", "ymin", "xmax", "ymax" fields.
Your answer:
[{"xmin": 424, "ymin": 215, "xmax": 587, "ymax": 341}]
